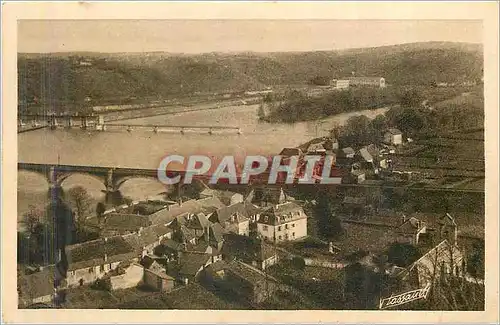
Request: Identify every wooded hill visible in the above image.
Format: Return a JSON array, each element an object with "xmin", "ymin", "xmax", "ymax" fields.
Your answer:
[{"xmin": 18, "ymin": 42, "xmax": 483, "ymax": 108}]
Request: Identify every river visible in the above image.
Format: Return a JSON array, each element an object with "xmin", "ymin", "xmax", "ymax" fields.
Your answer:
[{"xmin": 17, "ymin": 104, "xmax": 389, "ymax": 228}]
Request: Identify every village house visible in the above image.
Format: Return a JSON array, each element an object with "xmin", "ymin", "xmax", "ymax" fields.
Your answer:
[
  {"xmin": 148, "ymin": 197, "xmax": 226, "ymax": 225},
  {"xmin": 384, "ymin": 128, "xmax": 403, "ymax": 146},
  {"xmin": 18, "ymin": 266, "xmax": 61, "ymax": 308},
  {"xmin": 256, "ymin": 201, "xmax": 308, "ymax": 243},
  {"xmin": 406, "ymin": 239, "xmax": 465, "ymax": 288},
  {"xmin": 142, "ymin": 258, "xmax": 176, "ymax": 292},
  {"xmin": 330, "ymin": 79, "xmax": 350, "ymax": 90},
  {"xmin": 396, "ymin": 215, "xmax": 428, "ymax": 245},
  {"xmin": 347, "ymin": 76, "xmax": 386, "ymax": 88},
  {"xmin": 246, "ymin": 187, "xmax": 292, "ymax": 209},
  {"xmin": 122, "ymin": 223, "xmax": 174, "ymax": 258},
  {"xmin": 221, "ymin": 233, "xmax": 279, "ymax": 270},
  {"xmin": 60, "ymin": 236, "xmax": 138, "ymax": 287},
  {"xmin": 105, "ymin": 262, "xmax": 144, "ymax": 291},
  {"xmin": 348, "ymin": 168, "xmax": 366, "ymax": 184},
  {"xmin": 199, "ymin": 189, "xmax": 244, "ymax": 206},
  {"xmin": 341, "ymin": 147, "xmax": 356, "ymax": 159},
  {"xmin": 101, "ymin": 212, "xmax": 152, "ymax": 237},
  {"xmin": 279, "ymin": 147, "xmax": 304, "ymax": 158},
  {"xmin": 177, "ymin": 251, "xmax": 214, "ymax": 285},
  {"xmin": 204, "ymin": 260, "xmax": 279, "ymax": 304},
  {"xmin": 208, "ymin": 202, "xmax": 259, "ymax": 236}
]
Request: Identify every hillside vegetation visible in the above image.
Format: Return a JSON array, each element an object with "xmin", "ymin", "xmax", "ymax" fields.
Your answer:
[{"xmin": 18, "ymin": 42, "xmax": 483, "ymax": 113}]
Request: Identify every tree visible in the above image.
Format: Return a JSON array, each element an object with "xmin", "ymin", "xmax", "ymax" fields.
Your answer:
[
  {"xmin": 95, "ymin": 202, "xmax": 106, "ymax": 224},
  {"xmin": 314, "ymin": 190, "xmax": 344, "ymax": 240},
  {"xmin": 22, "ymin": 205, "xmax": 43, "ymax": 234},
  {"xmin": 387, "ymin": 242, "xmax": 421, "ymax": 267},
  {"xmin": 66, "ymin": 186, "xmax": 93, "ymax": 230}
]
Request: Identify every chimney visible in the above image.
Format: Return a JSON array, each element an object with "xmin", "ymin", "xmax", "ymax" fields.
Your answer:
[
  {"xmin": 205, "ymin": 225, "xmax": 210, "ymax": 242},
  {"xmin": 104, "ymin": 237, "xmax": 108, "ymax": 242},
  {"xmin": 104, "ymin": 253, "xmax": 108, "ymax": 262},
  {"xmin": 401, "ymin": 214, "xmax": 407, "ymax": 224},
  {"xmin": 328, "ymin": 242, "xmax": 334, "ymax": 254}
]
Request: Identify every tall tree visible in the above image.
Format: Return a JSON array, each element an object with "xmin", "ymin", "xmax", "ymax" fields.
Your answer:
[
  {"xmin": 66, "ymin": 186, "xmax": 93, "ymax": 230},
  {"xmin": 314, "ymin": 190, "xmax": 344, "ymax": 240},
  {"xmin": 22, "ymin": 205, "xmax": 43, "ymax": 235}
]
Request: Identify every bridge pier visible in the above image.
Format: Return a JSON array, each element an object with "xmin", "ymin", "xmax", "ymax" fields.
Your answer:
[
  {"xmin": 49, "ymin": 115, "xmax": 58, "ymax": 129},
  {"xmin": 65, "ymin": 116, "xmax": 74, "ymax": 128},
  {"xmin": 80, "ymin": 116, "xmax": 88, "ymax": 129}
]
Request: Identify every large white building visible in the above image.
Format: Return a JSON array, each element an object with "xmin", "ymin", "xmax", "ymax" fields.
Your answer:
[{"xmin": 256, "ymin": 202, "xmax": 308, "ymax": 243}]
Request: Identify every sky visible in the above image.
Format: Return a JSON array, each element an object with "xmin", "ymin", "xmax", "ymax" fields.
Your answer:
[{"xmin": 18, "ymin": 20, "xmax": 483, "ymax": 54}]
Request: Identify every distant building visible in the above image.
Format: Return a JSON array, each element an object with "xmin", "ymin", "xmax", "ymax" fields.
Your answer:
[
  {"xmin": 341, "ymin": 147, "xmax": 356, "ymax": 159},
  {"xmin": 256, "ymin": 201, "xmax": 307, "ymax": 243},
  {"xmin": 330, "ymin": 79, "xmax": 350, "ymax": 90},
  {"xmin": 384, "ymin": 128, "xmax": 403, "ymax": 145},
  {"xmin": 347, "ymin": 76, "xmax": 386, "ymax": 88}
]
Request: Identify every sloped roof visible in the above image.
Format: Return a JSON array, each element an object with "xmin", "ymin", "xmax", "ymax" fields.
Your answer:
[
  {"xmin": 359, "ymin": 148, "xmax": 373, "ymax": 162},
  {"xmin": 225, "ymin": 260, "xmax": 278, "ymax": 285},
  {"xmin": 258, "ymin": 202, "xmax": 305, "ymax": 226},
  {"xmin": 386, "ymin": 128, "xmax": 402, "ymax": 135},
  {"xmin": 18, "ymin": 266, "xmax": 56, "ymax": 301},
  {"xmin": 148, "ymin": 197, "xmax": 226, "ymax": 225},
  {"xmin": 438, "ymin": 213, "xmax": 457, "ymax": 227},
  {"xmin": 279, "ymin": 147, "xmax": 302, "ymax": 157},
  {"xmin": 65, "ymin": 236, "xmax": 136, "ymax": 270},
  {"xmin": 398, "ymin": 217, "xmax": 425, "ymax": 235},
  {"xmin": 209, "ymin": 223, "xmax": 224, "ymax": 243},
  {"xmin": 178, "ymin": 252, "xmax": 211, "ymax": 276},
  {"xmin": 103, "ymin": 213, "xmax": 152, "ymax": 232},
  {"xmin": 209, "ymin": 202, "xmax": 254, "ymax": 225},
  {"xmin": 342, "ymin": 147, "xmax": 355, "ymax": 155}
]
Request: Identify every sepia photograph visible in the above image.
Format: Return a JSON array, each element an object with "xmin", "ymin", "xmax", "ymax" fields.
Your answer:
[{"xmin": 2, "ymin": 1, "xmax": 499, "ymax": 324}]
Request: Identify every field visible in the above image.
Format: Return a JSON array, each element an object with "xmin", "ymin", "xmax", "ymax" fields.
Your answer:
[{"xmin": 391, "ymin": 128, "xmax": 485, "ymax": 189}]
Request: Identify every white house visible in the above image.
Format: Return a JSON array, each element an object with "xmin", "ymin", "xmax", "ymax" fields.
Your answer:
[{"xmin": 256, "ymin": 202, "xmax": 307, "ymax": 243}]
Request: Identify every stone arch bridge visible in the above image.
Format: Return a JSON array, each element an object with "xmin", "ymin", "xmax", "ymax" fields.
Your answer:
[{"xmin": 18, "ymin": 162, "xmax": 186, "ymax": 205}]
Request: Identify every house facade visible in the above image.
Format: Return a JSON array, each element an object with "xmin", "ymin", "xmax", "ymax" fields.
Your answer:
[
  {"xmin": 143, "ymin": 268, "xmax": 175, "ymax": 292},
  {"xmin": 62, "ymin": 237, "xmax": 138, "ymax": 287},
  {"xmin": 330, "ymin": 79, "xmax": 350, "ymax": 90},
  {"xmin": 347, "ymin": 76, "xmax": 386, "ymax": 88},
  {"xmin": 256, "ymin": 202, "xmax": 307, "ymax": 243},
  {"xmin": 384, "ymin": 128, "xmax": 403, "ymax": 145}
]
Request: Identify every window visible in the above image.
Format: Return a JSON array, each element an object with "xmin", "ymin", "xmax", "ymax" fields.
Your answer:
[
  {"xmin": 278, "ymin": 236, "xmax": 282, "ymax": 240},
  {"xmin": 292, "ymin": 223, "xmax": 295, "ymax": 228},
  {"xmin": 263, "ymin": 225, "xmax": 268, "ymax": 231},
  {"xmin": 100, "ymin": 265, "xmax": 105, "ymax": 273},
  {"xmin": 278, "ymin": 226, "xmax": 282, "ymax": 231},
  {"xmin": 285, "ymin": 224, "xmax": 288, "ymax": 229},
  {"xmin": 88, "ymin": 267, "xmax": 94, "ymax": 274},
  {"xmin": 292, "ymin": 232, "xmax": 295, "ymax": 237}
]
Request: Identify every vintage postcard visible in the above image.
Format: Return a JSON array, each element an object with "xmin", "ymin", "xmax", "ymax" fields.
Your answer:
[{"xmin": 2, "ymin": 1, "xmax": 499, "ymax": 324}]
